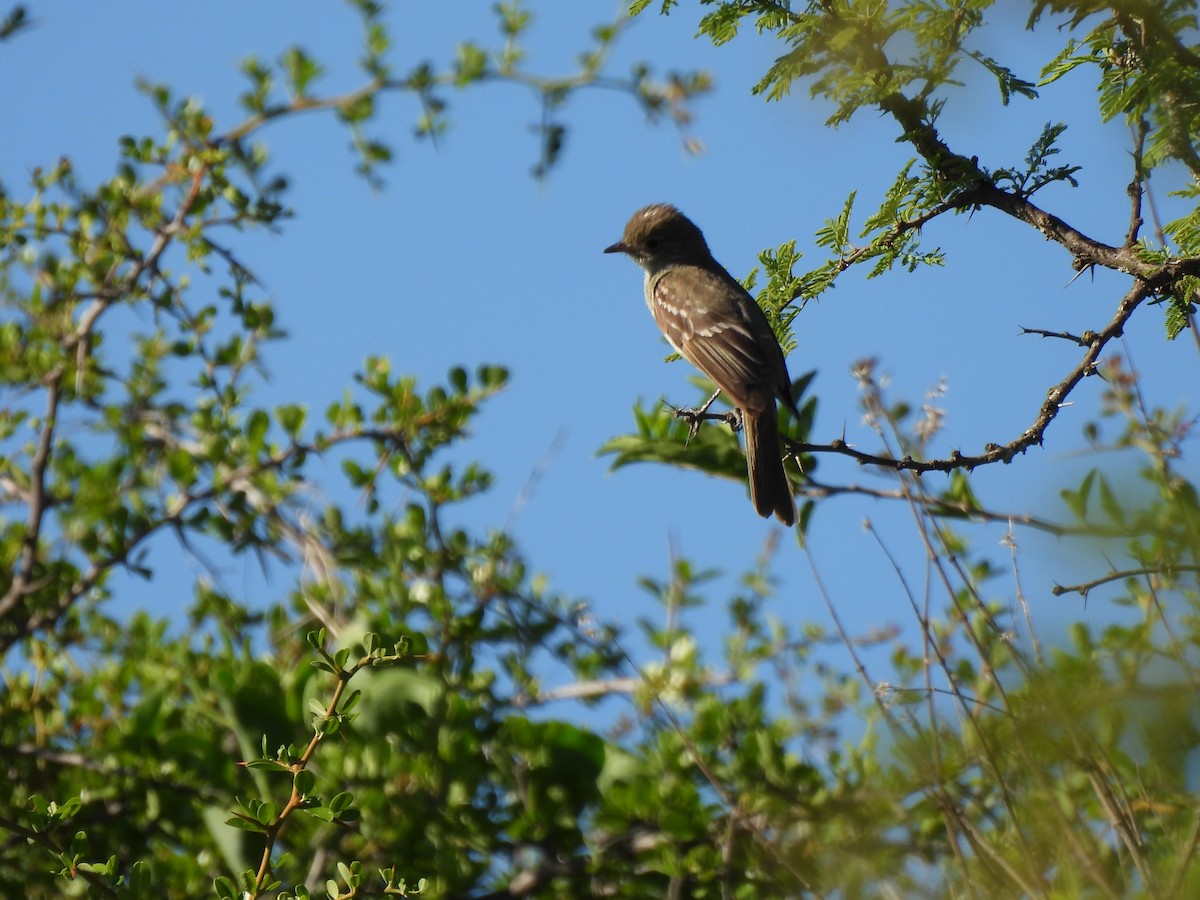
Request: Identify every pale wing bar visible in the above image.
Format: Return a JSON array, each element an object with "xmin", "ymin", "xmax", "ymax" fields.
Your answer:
[{"xmin": 652, "ymin": 270, "xmax": 772, "ymax": 411}]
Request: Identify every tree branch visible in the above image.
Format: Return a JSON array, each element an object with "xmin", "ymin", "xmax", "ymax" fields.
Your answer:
[
  {"xmin": 798, "ymin": 476, "xmax": 1082, "ymax": 536},
  {"xmin": 1126, "ymin": 118, "xmax": 1149, "ymax": 248},
  {"xmin": 1052, "ymin": 565, "xmax": 1200, "ymax": 598},
  {"xmin": 786, "ymin": 282, "xmax": 1150, "ymax": 474},
  {"xmin": 879, "ymin": 91, "xmax": 1200, "ymax": 283},
  {"xmin": 0, "ymin": 374, "xmax": 62, "ymax": 622},
  {"xmin": 1018, "ymin": 326, "xmax": 1096, "ymax": 346}
]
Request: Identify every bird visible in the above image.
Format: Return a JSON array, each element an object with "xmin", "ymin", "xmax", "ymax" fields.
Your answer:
[{"xmin": 604, "ymin": 203, "xmax": 801, "ymax": 525}]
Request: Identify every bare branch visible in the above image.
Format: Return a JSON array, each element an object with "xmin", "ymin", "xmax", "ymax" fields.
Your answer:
[
  {"xmin": 1052, "ymin": 565, "xmax": 1200, "ymax": 598},
  {"xmin": 799, "ymin": 477, "xmax": 1078, "ymax": 536},
  {"xmin": 786, "ymin": 282, "xmax": 1150, "ymax": 475},
  {"xmin": 1125, "ymin": 119, "xmax": 1149, "ymax": 248},
  {"xmin": 1018, "ymin": 326, "xmax": 1096, "ymax": 346}
]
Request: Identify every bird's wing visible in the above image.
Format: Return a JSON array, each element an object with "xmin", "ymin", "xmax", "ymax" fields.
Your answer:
[{"xmin": 651, "ymin": 266, "xmax": 774, "ymax": 412}]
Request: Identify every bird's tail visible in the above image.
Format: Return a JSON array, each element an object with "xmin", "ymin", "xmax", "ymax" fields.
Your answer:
[{"xmin": 744, "ymin": 407, "xmax": 796, "ymax": 526}]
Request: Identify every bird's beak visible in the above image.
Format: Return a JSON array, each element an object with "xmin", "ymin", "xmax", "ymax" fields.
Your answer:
[{"xmin": 603, "ymin": 241, "xmax": 628, "ymax": 255}]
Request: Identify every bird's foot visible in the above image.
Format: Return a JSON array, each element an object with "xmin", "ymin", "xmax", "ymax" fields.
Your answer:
[{"xmin": 668, "ymin": 398, "xmax": 742, "ymax": 448}]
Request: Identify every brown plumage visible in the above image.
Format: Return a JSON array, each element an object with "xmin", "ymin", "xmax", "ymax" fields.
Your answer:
[{"xmin": 605, "ymin": 204, "xmax": 800, "ymax": 525}]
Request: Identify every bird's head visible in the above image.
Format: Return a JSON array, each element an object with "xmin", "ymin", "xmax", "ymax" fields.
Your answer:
[{"xmin": 604, "ymin": 204, "xmax": 711, "ymax": 272}]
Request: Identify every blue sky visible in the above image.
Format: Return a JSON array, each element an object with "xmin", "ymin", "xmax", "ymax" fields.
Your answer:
[{"xmin": 3, "ymin": 3, "xmax": 1195, "ymax": 693}]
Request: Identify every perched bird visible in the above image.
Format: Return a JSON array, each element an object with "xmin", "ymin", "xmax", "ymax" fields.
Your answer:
[{"xmin": 605, "ymin": 204, "xmax": 801, "ymax": 525}]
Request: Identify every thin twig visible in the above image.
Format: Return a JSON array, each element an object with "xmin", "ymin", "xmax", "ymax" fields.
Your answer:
[
  {"xmin": 1052, "ymin": 565, "xmax": 1200, "ymax": 598},
  {"xmin": 1018, "ymin": 325, "xmax": 1095, "ymax": 346},
  {"xmin": 1125, "ymin": 119, "xmax": 1150, "ymax": 248}
]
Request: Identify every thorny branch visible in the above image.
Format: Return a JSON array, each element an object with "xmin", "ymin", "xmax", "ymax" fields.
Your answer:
[
  {"xmin": 1018, "ymin": 326, "xmax": 1096, "ymax": 346},
  {"xmin": 781, "ymin": 282, "xmax": 1149, "ymax": 475},
  {"xmin": 880, "ymin": 90, "xmax": 1200, "ymax": 283},
  {"xmin": 799, "ymin": 476, "xmax": 1091, "ymax": 536},
  {"xmin": 1125, "ymin": 119, "xmax": 1150, "ymax": 248},
  {"xmin": 1052, "ymin": 565, "xmax": 1200, "ymax": 599}
]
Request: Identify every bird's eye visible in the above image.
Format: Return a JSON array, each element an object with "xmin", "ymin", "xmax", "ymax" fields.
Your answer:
[{"xmin": 645, "ymin": 238, "xmax": 661, "ymax": 250}]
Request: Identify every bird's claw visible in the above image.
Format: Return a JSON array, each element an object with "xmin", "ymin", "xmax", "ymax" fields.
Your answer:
[{"xmin": 671, "ymin": 404, "xmax": 742, "ymax": 449}]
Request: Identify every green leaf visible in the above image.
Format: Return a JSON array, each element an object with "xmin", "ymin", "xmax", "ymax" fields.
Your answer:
[
  {"xmin": 942, "ymin": 471, "xmax": 981, "ymax": 514},
  {"xmin": 328, "ymin": 791, "xmax": 355, "ymax": 814},
  {"xmin": 968, "ymin": 51, "xmax": 1037, "ymax": 104},
  {"xmin": 1061, "ymin": 469, "xmax": 1096, "ymax": 519},
  {"xmin": 454, "ymin": 43, "xmax": 488, "ymax": 85},
  {"xmin": 282, "ymin": 46, "xmax": 324, "ymax": 95},
  {"xmin": 814, "ymin": 192, "xmax": 855, "ymax": 253},
  {"xmin": 294, "ymin": 768, "xmax": 316, "ymax": 798},
  {"xmin": 1097, "ymin": 474, "xmax": 1125, "ymax": 526},
  {"xmin": 1038, "ymin": 39, "xmax": 1092, "ymax": 87},
  {"xmin": 224, "ymin": 815, "xmax": 267, "ymax": 833},
  {"xmin": 338, "ymin": 93, "xmax": 375, "ymax": 123},
  {"xmin": 276, "ymin": 403, "xmax": 307, "ymax": 437}
]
